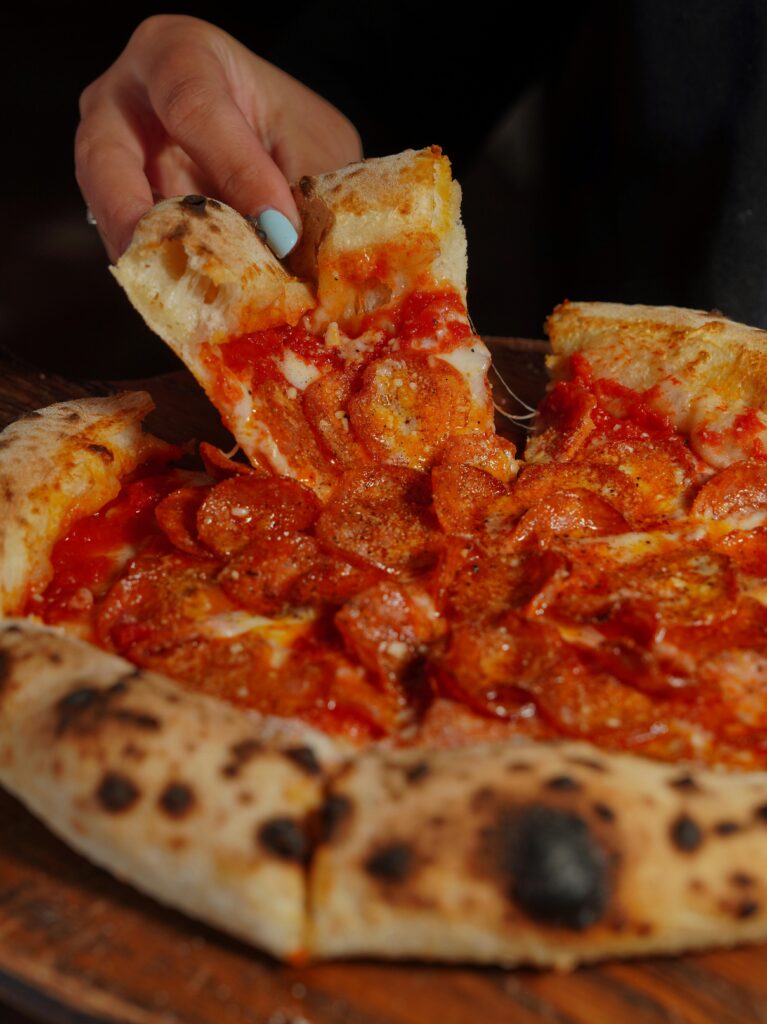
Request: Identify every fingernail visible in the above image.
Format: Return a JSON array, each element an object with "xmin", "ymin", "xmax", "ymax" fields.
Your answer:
[{"xmin": 256, "ymin": 208, "xmax": 298, "ymax": 258}]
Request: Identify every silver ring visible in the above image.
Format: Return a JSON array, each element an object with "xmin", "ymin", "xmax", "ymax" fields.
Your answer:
[{"xmin": 85, "ymin": 206, "xmax": 97, "ymax": 226}]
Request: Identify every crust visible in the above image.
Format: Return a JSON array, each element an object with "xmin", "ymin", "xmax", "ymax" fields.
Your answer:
[
  {"xmin": 310, "ymin": 741, "xmax": 767, "ymax": 967},
  {"xmin": 287, "ymin": 146, "xmax": 467, "ymax": 326},
  {"xmin": 546, "ymin": 301, "xmax": 767, "ymax": 406},
  {"xmin": 111, "ymin": 195, "xmax": 314, "ymax": 369},
  {"xmin": 0, "ymin": 393, "xmax": 169, "ymax": 615},
  {"xmin": 0, "ymin": 620, "xmax": 339, "ymax": 959}
]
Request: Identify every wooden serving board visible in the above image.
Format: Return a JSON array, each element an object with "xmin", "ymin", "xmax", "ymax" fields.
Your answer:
[{"xmin": 2, "ymin": 343, "xmax": 767, "ymax": 1024}]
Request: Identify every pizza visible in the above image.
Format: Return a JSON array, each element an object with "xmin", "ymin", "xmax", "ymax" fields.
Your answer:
[{"xmin": 5, "ymin": 148, "xmax": 767, "ymax": 969}]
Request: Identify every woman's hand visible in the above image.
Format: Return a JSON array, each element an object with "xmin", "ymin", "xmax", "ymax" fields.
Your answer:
[{"xmin": 75, "ymin": 15, "xmax": 362, "ymax": 261}]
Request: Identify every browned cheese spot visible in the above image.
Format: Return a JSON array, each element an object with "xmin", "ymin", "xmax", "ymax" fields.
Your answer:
[
  {"xmin": 97, "ymin": 772, "xmax": 140, "ymax": 813},
  {"xmin": 86, "ymin": 443, "xmax": 114, "ymax": 462}
]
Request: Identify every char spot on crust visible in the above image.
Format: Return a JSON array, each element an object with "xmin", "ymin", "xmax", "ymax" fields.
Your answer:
[
  {"xmin": 405, "ymin": 761, "xmax": 430, "ymax": 783},
  {"xmin": 208, "ymin": 199, "xmax": 222, "ymax": 210},
  {"xmin": 168, "ymin": 222, "xmax": 188, "ymax": 241},
  {"xmin": 56, "ymin": 683, "xmax": 158, "ymax": 737},
  {"xmin": 283, "ymin": 746, "xmax": 321, "ymax": 776},
  {"xmin": 259, "ymin": 817, "xmax": 308, "ymax": 862},
  {"xmin": 365, "ymin": 843, "xmax": 413, "ymax": 883},
  {"xmin": 670, "ymin": 814, "xmax": 703, "ymax": 852},
  {"xmin": 222, "ymin": 738, "xmax": 263, "ymax": 778},
  {"xmin": 566, "ymin": 756, "xmax": 606, "ymax": 773},
  {"xmin": 63, "ymin": 410, "xmax": 81, "ymax": 423},
  {"xmin": 159, "ymin": 782, "xmax": 196, "ymax": 818},
  {"xmin": 544, "ymin": 775, "xmax": 581, "ymax": 792},
  {"xmin": 491, "ymin": 805, "xmax": 610, "ymax": 930},
  {"xmin": 0, "ymin": 650, "xmax": 11, "ymax": 692},
  {"xmin": 754, "ymin": 803, "xmax": 767, "ymax": 822},
  {"xmin": 111, "ymin": 709, "xmax": 161, "ymax": 731},
  {"xmin": 86, "ymin": 443, "xmax": 114, "ymax": 462},
  {"xmin": 3, "ymin": 482, "xmax": 13, "ymax": 502},
  {"xmin": 181, "ymin": 195, "xmax": 207, "ymax": 213},
  {"xmin": 714, "ymin": 821, "xmax": 741, "ymax": 836},
  {"xmin": 506, "ymin": 761, "xmax": 532, "ymax": 773},
  {"xmin": 593, "ymin": 802, "xmax": 616, "ymax": 823},
  {"xmin": 731, "ymin": 872, "xmax": 755, "ymax": 888},
  {"xmin": 736, "ymin": 900, "xmax": 759, "ymax": 919},
  {"xmin": 319, "ymin": 794, "xmax": 352, "ymax": 842},
  {"xmin": 668, "ymin": 774, "xmax": 701, "ymax": 793},
  {"xmin": 97, "ymin": 772, "xmax": 140, "ymax": 813},
  {"xmin": 298, "ymin": 176, "xmax": 312, "ymax": 195}
]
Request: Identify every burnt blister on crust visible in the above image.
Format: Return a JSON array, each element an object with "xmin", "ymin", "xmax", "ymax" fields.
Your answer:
[
  {"xmin": 97, "ymin": 772, "xmax": 140, "ymax": 813},
  {"xmin": 283, "ymin": 746, "xmax": 321, "ymax": 776},
  {"xmin": 159, "ymin": 782, "xmax": 195, "ymax": 818},
  {"xmin": 55, "ymin": 681, "xmax": 159, "ymax": 737},
  {"xmin": 365, "ymin": 842, "xmax": 413, "ymax": 883},
  {"xmin": 181, "ymin": 195, "xmax": 207, "ymax": 213},
  {"xmin": 318, "ymin": 794, "xmax": 352, "ymax": 843},
  {"xmin": 259, "ymin": 817, "xmax": 308, "ymax": 862},
  {"xmin": 670, "ymin": 814, "xmax": 704, "ymax": 852},
  {"xmin": 221, "ymin": 738, "xmax": 263, "ymax": 778},
  {"xmin": 489, "ymin": 804, "xmax": 611, "ymax": 931}
]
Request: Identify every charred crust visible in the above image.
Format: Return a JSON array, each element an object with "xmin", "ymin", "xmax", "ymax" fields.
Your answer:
[
  {"xmin": 318, "ymin": 794, "xmax": 352, "ymax": 842},
  {"xmin": 168, "ymin": 222, "xmax": 188, "ymax": 241},
  {"xmin": 259, "ymin": 817, "xmax": 308, "ymax": 862},
  {"xmin": 208, "ymin": 199, "xmax": 222, "ymax": 210},
  {"xmin": 365, "ymin": 842, "xmax": 413, "ymax": 883},
  {"xmin": 670, "ymin": 814, "xmax": 703, "ymax": 852},
  {"xmin": 97, "ymin": 772, "xmax": 139, "ymax": 813},
  {"xmin": 405, "ymin": 761, "xmax": 430, "ymax": 783},
  {"xmin": 56, "ymin": 684, "xmax": 158, "ymax": 736},
  {"xmin": 0, "ymin": 649, "xmax": 11, "ymax": 691},
  {"xmin": 298, "ymin": 176, "xmax": 312, "ymax": 195},
  {"xmin": 754, "ymin": 802, "xmax": 767, "ymax": 822},
  {"xmin": 544, "ymin": 775, "xmax": 581, "ymax": 792},
  {"xmin": 283, "ymin": 746, "xmax": 321, "ymax": 776},
  {"xmin": 593, "ymin": 802, "xmax": 616, "ymax": 823},
  {"xmin": 731, "ymin": 872, "xmax": 755, "ymax": 888},
  {"xmin": 111, "ymin": 709, "xmax": 161, "ymax": 730},
  {"xmin": 714, "ymin": 820, "xmax": 741, "ymax": 836},
  {"xmin": 159, "ymin": 782, "xmax": 195, "ymax": 818},
  {"xmin": 222, "ymin": 738, "xmax": 262, "ymax": 778},
  {"xmin": 506, "ymin": 760, "xmax": 532, "ymax": 772},
  {"xmin": 668, "ymin": 774, "xmax": 701, "ymax": 793},
  {"xmin": 736, "ymin": 900, "xmax": 759, "ymax": 919},
  {"xmin": 86, "ymin": 443, "xmax": 114, "ymax": 462},
  {"xmin": 56, "ymin": 686, "xmax": 101, "ymax": 734},
  {"xmin": 181, "ymin": 195, "xmax": 207, "ymax": 212},
  {"xmin": 63, "ymin": 410, "xmax": 81, "ymax": 423},
  {"xmin": 566, "ymin": 756, "xmax": 606, "ymax": 773},
  {"xmin": 489, "ymin": 805, "xmax": 610, "ymax": 931}
]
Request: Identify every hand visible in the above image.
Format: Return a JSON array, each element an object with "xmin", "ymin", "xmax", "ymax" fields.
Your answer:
[{"xmin": 75, "ymin": 15, "xmax": 362, "ymax": 262}]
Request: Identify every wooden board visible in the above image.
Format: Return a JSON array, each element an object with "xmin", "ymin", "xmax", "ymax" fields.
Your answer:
[{"xmin": 3, "ymin": 344, "xmax": 767, "ymax": 1024}]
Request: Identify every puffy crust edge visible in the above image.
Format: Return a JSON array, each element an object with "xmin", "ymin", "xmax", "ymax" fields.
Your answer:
[
  {"xmin": 0, "ymin": 619, "xmax": 340, "ymax": 959},
  {"xmin": 0, "ymin": 392, "xmax": 169, "ymax": 615},
  {"xmin": 309, "ymin": 741, "xmax": 767, "ymax": 967},
  {"xmin": 545, "ymin": 300, "xmax": 767, "ymax": 409}
]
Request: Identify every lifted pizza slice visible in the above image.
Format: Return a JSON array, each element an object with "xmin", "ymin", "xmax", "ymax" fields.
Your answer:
[{"xmin": 112, "ymin": 148, "xmax": 498, "ymax": 497}]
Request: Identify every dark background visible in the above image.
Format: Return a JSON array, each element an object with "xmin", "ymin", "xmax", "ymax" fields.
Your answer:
[{"xmin": 2, "ymin": 2, "xmax": 767, "ymax": 380}]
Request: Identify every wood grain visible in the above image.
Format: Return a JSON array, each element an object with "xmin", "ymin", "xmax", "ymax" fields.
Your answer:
[{"xmin": 2, "ymin": 344, "xmax": 767, "ymax": 1024}]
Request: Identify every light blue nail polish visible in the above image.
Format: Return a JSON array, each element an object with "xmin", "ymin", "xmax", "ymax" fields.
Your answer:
[{"xmin": 256, "ymin": 208, "xmax": 299, "ymax": 258}]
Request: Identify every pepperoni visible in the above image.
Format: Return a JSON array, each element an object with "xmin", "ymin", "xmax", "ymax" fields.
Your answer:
[
  {"xmin": 544, "ymin": 548, "xmax": 738, "ymax": 628},
  {"xmin": 199, "ymin": 442, "xmax": 264, "ymax": 480},
  {"xmin": 316, "ymin": 466, "xmax": 438, "ymax": 573},
  {"xmin": 432, "ymin": 463, "xmax": 508, "ymax": 534},
  {"xmin": 527, "ymin": 380, "xmax": 597, "ymax": 463},
  {"xmin": 443, "ymin": 543, "xmax": 567, "ymax": 621},
  {"xmin": 155, "ymin": 487, "xmax": 209, "ymax": 557},
  {"xmin": 196, "ymin": 475, "xmax": 320, "ymax": 557},
  {"xmin": 96, "ymin": 552, "xmax": 230, "ymax": 654},
  {"xmin": 347, "ymin": 355, "xmax": 471, "ymax": 469},
  {"xmin": 692, "ymin": 460, "xmax": 767, "ymax": 519},
  {"xmin": 511, "ymin": 488, "xmax": 629, "ymax": 546},
  {"xmin": 291, "ymin": 558, "xmax": 385, "ymax": 606},
  {"xmin": 438, "ymin": 614, "xmax": 569, "ymax": 719},
  {"xmin": 218, "ymin": 534, "xmax": 321, "ymax": 616},
  {"xmin": 493, "ymin": 462, "xmax": 647, "ymax": 529},
  {"xmin": 438, "ymin": 432, "xmax": 518, "ymax": 482},
  {"xmin": 302, "ymin": 369, "xmax": 369, "ymax": 469},
  {"xmin": 715, "ymin": 527, "xmax": 767, "ymax": 576},
  {"xmin": 335, "ymin": 581, "xmax": 442, "ymax": 684}
]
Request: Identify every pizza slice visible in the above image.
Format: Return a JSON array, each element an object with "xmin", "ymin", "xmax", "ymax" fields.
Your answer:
[{"xmin": 112, "ymin": 147, "xmax": 509, "ymax": 498}]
